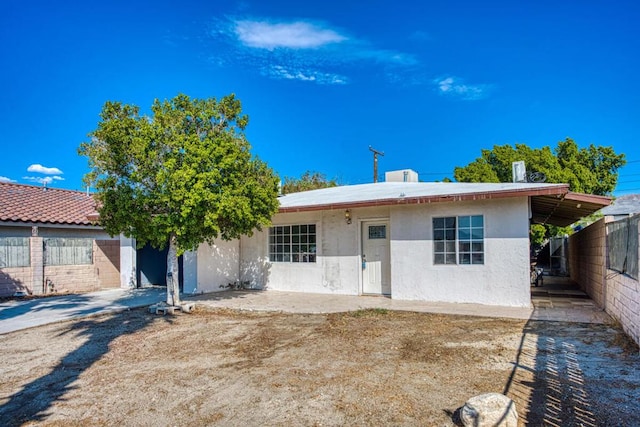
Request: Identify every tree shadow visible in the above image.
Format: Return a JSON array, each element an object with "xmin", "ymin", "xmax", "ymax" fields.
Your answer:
[
  {"xmin": 0, "ymin": 269, "xmax": 29, "ymax": 297},
  {"xmin": 502, "ymin": 319, "xmax": 614, "ymax": 426},
  {"xmin": 0, "ymin": 288, "xmax": 165, "ymax": 334},
  {"xmin": 0, "ymin": 301, "xmax": 171, "ymax": 426}
]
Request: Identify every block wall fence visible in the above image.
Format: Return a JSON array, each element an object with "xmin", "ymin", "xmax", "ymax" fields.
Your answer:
[
  {"xmin": 0, "ymin": 238, "xmax": 120, "ymax": 297},
  {"xmin": 569, "ymin": 217, "xmax": 640, "ymax": 347}
]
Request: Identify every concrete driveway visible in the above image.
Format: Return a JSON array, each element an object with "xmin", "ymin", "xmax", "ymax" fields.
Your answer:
[{"xmin": 0, "ymin": 287, "xmax": 165, "ymax": 335}]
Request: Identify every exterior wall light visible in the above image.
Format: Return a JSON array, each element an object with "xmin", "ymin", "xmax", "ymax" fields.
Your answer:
[{"xmin": 345, "ymin": 209, "xmax": 352, "ymax": 224}]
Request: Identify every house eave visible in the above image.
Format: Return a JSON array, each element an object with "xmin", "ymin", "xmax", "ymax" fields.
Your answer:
[
  {"xmin": 278, "ymin": 185, "xmax": 570, "ymax": 213},
  {"xmin": 0, "ymin": 220, "xmax": 103, "ymax": 230}
]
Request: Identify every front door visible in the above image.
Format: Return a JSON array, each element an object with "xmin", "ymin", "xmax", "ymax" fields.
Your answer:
[{"xmin": 362, "ymin": 220, "xmax": 391, "ymax": 295}]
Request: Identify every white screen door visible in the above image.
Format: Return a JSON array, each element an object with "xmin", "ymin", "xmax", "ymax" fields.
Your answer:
[{"xmin": 362, "ymin": 221, "xmax": 390, "ymax": 295}]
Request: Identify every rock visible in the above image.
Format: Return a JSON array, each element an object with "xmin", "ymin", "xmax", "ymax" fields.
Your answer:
[{"xmin": 460, "ymin": 393, "xmax": 518, "ymax": 427}]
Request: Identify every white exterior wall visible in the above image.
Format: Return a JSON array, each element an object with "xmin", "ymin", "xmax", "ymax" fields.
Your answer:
[
  {"xmin": 195, "ymin": 239, "xmax": 240, "ymax": 293},
  {"xmin": 209, "ymin": 198, "xmax": 531, "ymax": 307},
  {"xmin": 239, "ymin": 207, "xmax": 390, "ymax": 294},
  {"xmin": 389, "ymin": 197, "xmax": 531, "ymax": 307},
  {"xmin": 120, "ymin": 235, "xmax": 137, "ymax": 289}
]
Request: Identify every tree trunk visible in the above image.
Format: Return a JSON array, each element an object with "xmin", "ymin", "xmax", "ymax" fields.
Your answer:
[{"xmin": 166, "ymin": 234, "xmax": 180, "ymax": 306}]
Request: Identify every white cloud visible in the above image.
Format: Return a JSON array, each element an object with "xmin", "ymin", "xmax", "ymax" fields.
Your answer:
[
  {"xmin": 0, "ymin": 176, "xmax": 16, "ymax": 183},
  {"xmin": 27, "ymin": 164, "xmax": 63, "ymax": 175},
  {"xmin": 23, "ymin": 176, "xmax": 65, "ymax": 184},
  {"xmin": 209, "ymin": 16, "xmax": 417, "ymax": 85},
  {"xmin": 267, "ymin": 65, "xmax": 348, "ymax": 85},
  {"xmin": 235, "ymin": 20, "xmax": 347, "ymax": 50},
  {"xmin": 434, "ymin": 76, "xmax": 491, "ymax": 100}
]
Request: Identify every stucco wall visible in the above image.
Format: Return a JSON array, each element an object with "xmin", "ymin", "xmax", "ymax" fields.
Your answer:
[
  {"xmin": 195, "ymin": 240, "xmax": 240, "ymax": 293},
  {"xmin": 390, "ymin": 197, "xmax": 531, "ymax": 307},
  {"xmin": 233, "ymin": 199, "xmax": 531, "ymax": 307}
]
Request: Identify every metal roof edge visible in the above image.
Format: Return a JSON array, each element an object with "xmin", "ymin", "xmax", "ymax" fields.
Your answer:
[
  {"xmin": 563, "ymin": 191, "xmax": 613, "ymax": 206},
  {"xmin": 278, "ymin": 184, "xmax": 570, "ymax": 213}
]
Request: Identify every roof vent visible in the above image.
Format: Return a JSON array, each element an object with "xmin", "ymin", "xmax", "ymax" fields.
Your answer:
[{"xmin": 512, "ymin": 161, "xmax": 526, "ymax": 183}]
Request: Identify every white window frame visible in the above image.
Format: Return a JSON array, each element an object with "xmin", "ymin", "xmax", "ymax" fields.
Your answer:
[
  {"xmin": 268, "ymin": 224, "xmax": 317, "ymax": 263},
  {"xmin": 433, "ymin": 215, "xmax": 484, "ymax": 265}
]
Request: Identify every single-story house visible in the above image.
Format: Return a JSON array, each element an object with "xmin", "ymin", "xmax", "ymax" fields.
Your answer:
[
  {"xmin": 0, "ymin": 182, "xmax": 120, "ymax": 297},
  {"xmin": 184, "ymin": 170, "xmax": 611, "ymax": 308}
]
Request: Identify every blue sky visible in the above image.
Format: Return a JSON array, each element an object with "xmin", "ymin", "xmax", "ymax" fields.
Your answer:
[{"xmin": 1, "ymin": 0, "xmax": 639, "ymax": 195}]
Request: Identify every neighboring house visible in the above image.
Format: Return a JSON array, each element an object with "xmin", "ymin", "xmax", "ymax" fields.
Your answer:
[
  {"xmin": 0, "ymin": 182, "xmax": 120, "ymax": 297},
  {"xmin": 600, "ymin": 193, "xmax": 640, "ymax": 219},
  {"xmin": 186, "ymin": 170, "xmax": 610, "ymax": 308}
]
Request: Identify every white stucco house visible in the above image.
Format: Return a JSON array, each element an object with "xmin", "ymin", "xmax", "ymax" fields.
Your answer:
[{"xmin": 166, "ymin": 170, "xmax": 611, "ymax": 308}]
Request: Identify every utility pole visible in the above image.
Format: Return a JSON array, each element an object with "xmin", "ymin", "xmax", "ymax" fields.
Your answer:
[{"xmin": 369, "ymin": 146, "xmax": 385, "ymax": 183}]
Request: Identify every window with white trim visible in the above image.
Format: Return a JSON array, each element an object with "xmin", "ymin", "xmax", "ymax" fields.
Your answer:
[
  {"xmin": 433, "ymin": 215, "xmax": 484, "ymax": 265},
  {"xmin": 269, "ymin": 224, "xmax": 317, "ymax": 263}
]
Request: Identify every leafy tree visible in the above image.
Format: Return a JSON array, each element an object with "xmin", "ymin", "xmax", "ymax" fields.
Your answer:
[
  {"xmin": 454, "ymin": 138, "xmax": 625, "ymax": 244},
  {"xmin": 454, "ymin": 138, "xmax": 625, "ymax": 196},
  {"xmin": 282, "ymin": 171, "xmax": 338, "ymax": 194},
  {"xmin": 79, "ymin": 94, "xmax": 280, "ymax": 306}
]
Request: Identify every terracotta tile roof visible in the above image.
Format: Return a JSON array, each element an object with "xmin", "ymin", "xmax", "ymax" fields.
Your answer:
[{"xmin": 0, "ymin": 182, "xmax": 98, "ymax": 226}]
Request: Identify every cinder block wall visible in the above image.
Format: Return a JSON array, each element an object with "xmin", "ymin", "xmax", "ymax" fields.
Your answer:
[
  {"xmin": 607, "ymin": 272, "xmax": 640, "ymax": 346},
  {"xmin": 569, "ymin": 217, "xmax": 640, "ymax": 347},
  {"xmin": 0, "ymin": 267, "xmax": 32, "ymax": 296},
  {"xmin": 0, "ymin": 236, "xmax": 121, "ymax": 297},
  {"xmin": 569, "ymin": 218, "xmax": 606, "ymax": 307},
  {"xmin": 44, "ymin": 264, "xmax": 100, "ymax": 293}
]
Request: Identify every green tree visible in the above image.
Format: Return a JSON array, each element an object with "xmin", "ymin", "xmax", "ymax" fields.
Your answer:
[
  {"xmin": 454, "ymin": 138, "xmax": 625, "ymax": 244},
  {"xmin": 282, "ymin": 171, "xmax": 338, "ymax": 194},
  {"xmin": 454, "ymin": 138, "xmax": 625, "ymax": 196},
  {"xmin": 79, "ymin": 94, "xmax": 280, "ymax": 306}
]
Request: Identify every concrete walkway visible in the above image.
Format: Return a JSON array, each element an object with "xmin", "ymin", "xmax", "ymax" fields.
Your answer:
[
  {"xmin": 190, "ymin": 283, "xmax": 611, "ymax": 324},
  {"xmin": 190, "ymin": 290, "xmax": 536, "ymax": 319},
  {"xmin": 530, "ymin": 275, "xmax": 611, "ymax": 324},
  {"xmin": 0, "ymin": 287, "xmax": 165, "ymax": 335},
  {"xmin": 0, "ymin": 276, "xmax": 611, "ymax": 335}
]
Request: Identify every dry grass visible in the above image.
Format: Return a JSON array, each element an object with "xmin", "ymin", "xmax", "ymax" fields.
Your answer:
[{"xmin": 0, "ymin": 307, "xmax": 638, "ymax": 426}]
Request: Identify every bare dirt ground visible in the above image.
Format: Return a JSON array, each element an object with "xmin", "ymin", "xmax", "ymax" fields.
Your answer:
[{"xmin": 0, "ymin": 307, "xmax": 638, "ymax": 426}]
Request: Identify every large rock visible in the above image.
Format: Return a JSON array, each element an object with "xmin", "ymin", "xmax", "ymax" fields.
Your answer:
[{"xmin": 460, "ymin": 393, "xmax": 518, "ymax": 427}]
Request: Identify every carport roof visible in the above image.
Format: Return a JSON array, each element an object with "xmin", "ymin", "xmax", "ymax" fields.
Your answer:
[{"xmin": 278, "ymin": 182, "xmax": 611, "ymax": 227}]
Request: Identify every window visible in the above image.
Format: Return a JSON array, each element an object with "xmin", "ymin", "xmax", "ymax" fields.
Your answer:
[
  {"xmin": 269, "ymin": 224, "xmax": 317, "ymax": 263},
  {"xmin": 433, "ymin": 215, "xmax": 484, "ymax": 265},
  {"xmin": 368, "ymin": 225, "xmax": 387, "ymax": 239}
]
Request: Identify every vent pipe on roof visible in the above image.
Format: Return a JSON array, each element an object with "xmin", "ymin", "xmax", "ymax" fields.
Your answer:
[{"xmin": 512, "ymin": 161, "xmax": 526, "ymax": 183}]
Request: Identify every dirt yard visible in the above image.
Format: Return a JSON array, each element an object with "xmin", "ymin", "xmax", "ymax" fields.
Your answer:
[{"xmin": 0, "ymin": 307, "xmax": 638, "ymax": 426}]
